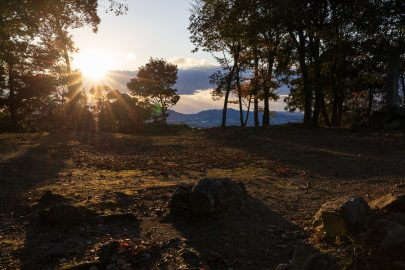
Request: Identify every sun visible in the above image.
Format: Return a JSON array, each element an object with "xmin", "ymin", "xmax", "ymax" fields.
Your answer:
[
  {"xmin": 82, "ymin": 64, "xmax": 108, "ymax": 81},
  {"xmin": 74, "ymin": 51, "xmax": 113, "ymax": 81}
]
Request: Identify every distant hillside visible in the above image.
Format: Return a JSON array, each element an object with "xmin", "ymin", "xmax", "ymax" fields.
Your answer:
[{"xmin": 167, "ymin": 109, "xmax": 303, "ymax": 128}]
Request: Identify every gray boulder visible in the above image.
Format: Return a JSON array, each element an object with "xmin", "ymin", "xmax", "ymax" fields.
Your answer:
[
  {"xmin": 314, "ymin": 197, "xmax": 371, "ymax": 237},
  {"xmin": 169, "ymin": 178, "xmax": 247, "ymax": 216},
  {"xmin": 189, "ymin": 178, "xmax": 247, "ymax": 215}
]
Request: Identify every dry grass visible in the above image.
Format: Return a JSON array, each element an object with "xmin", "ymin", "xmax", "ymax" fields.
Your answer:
[{"xmin": 0, "ymin": 127, "xmax": 404, "ymax": 269}]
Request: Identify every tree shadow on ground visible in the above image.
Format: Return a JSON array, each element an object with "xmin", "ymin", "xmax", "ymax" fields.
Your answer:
[
  {"xmin": 0, "ymin": 133, "xmax": 77, "ymax": 268},
  {"xmin": 72, "ymin": 132, "xmax": 153, "ymax": 155},
  {"xmin": 18, "ymin": 202, "xmax": 140, "ymax": 270},
  {"xmin": 0, "ymin": 133, "xmax": 74, "ymax": 215},
  {"xmin": 166, "ymin": 194, "xmax": 339, "ymax": 270},
  {"xmin": 201, "ymin": 126, "xmax": 405, "ymax": 179}
]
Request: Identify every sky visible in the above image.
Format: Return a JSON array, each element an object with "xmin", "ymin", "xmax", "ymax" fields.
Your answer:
[
  {"xmin": 72, "ymin": 0, "xmax": 215, "ymax": 71},
  {"xmin": 71, "ymin": 0, "xmax": 288, "ymax": 113}
]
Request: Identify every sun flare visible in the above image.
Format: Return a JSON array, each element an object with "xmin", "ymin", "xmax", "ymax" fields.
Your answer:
[{"xmin": 74, "ymin": 52, "xmax": 113, "ymax": 81}]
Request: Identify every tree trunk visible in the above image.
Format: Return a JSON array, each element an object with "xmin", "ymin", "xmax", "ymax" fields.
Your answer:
[
  {"xmin": 385, "ymin": 48, "xmax": 400, "ymax": 109},
  {"xmin": 244, "ymin": 95, "xmax": 252, "ymax": 126},
  {"xmin": 401, "ymin": 73, "xmax": 405, "ymax": 102},
  {"xmin": 321, "ymin": 99, "xmax": 330, "ymax": 127},
  {"xmin": 254, "ymin": 96, "xmax": 259, "ymax": 127},
  {"xmin": 7, "ymin": 63, "xmax": 17, "ymax": 130},
  {"xmin": 296, "ymin": 30, "xmax": 312, "ymax": 126},
  {"xmin": 330, "ymin": 59, "xmax": 340, "ymax": 127},
  {"xmin": 236, "ymin": 65, "xmax": 244, "ymax": 126},
  {"xmin": 311, "ymin": 37, "xmax": 323, "ymax": 127},
  {"xmin": 368, "ymin": 90, "xmax": 374, "ymax": 117},
  {"xmin": 253, "ymin": 47, "xmax": 260, "ymax": 127},
  {"xmin": 337, "ymin": 98, "xmax": 343, "ymax": 127},
  {"xmin": 221, "ymin": 64, "xmax": 237, "ymax": 127},
  {"xmin": 263, "ymin": 55, "xmax": 274, "ymax": 127}
]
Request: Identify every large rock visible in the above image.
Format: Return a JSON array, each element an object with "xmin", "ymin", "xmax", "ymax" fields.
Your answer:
[
  {"xmin": 314, "ymin": 197, "xmax": 371, "ymax": 237},
  {"xmin": 370, "ymin": 193, "xmax": 405, "ymax": 213},
  {"xmin": 169, "ymin": 178, "xmax": 247, "ymax": 216},
  {"xmin": 168, "ymin": 184, "xmax": 193, "ymax": 215}
]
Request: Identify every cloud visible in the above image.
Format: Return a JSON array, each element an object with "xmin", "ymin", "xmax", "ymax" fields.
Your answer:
[
  {"xmin": 174, "ymin": 89, "xmax": 288, "ymax": 114},
  {"xmin": 105, "ymin": 67, "xmax": 219, "ymax": 95},
  {"xmin": 125, "ymin": 53, "xmax": 136, "ymax": 61},
  {"xmin": 169, "ymin": 57, "xmax": 216, "ymax": 69}
]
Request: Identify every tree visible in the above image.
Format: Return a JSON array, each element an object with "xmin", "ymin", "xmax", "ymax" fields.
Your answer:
[
  {"xmin": 127, "ymin": 58, "xmax": 180, "ymax": 124},
  {"xmin": 189, "ymin": 0, "xmax": 246, "ymax": 127},
  {"xmin": 0, "ymin": 0, "xmax": 128, "ymax": 131}
]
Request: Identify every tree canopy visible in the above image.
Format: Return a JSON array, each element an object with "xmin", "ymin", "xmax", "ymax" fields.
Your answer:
[
  {"xmin": 189, "ymin": 0, "xmax": 405, "ymax": 127},
  {"xmin": 127, "ymin": 58, "xmax": 180, "ymax": 124}
]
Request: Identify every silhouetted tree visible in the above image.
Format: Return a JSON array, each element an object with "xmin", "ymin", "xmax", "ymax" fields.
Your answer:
[{"xmin": 127, "ymin": 58, "xmax": 180, "ymax": 124}]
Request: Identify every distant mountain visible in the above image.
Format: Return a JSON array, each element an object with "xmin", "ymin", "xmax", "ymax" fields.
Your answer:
[{"xmin": 167, "ymin": 109, "xmax": 303, "ymax": 128}]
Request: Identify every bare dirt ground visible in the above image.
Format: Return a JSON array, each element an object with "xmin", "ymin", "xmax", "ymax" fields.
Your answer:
[{"xmin": 0, "ymin": 126, "xmax": 404, "ymax": 270}]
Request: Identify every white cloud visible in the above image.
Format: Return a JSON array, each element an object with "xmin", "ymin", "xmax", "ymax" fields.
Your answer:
[{"xmin": 169, "ymin": 57, "xmax": 216, "ymax": 69}]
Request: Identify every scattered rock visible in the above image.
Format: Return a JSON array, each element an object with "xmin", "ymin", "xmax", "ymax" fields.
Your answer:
[
  {"xmin": 370, "ymin": 193, "xmax": 405, "ymax": 213},
  {"xmin": 39, "ymin": 204, "xmax": 96, "ymax": 227},
  {"xmin": 169, "ymin": 178, "xmax": 247, "ymax": 216},
  {"xmin": 314, "ymin": 197, "xmax": 371, "ymax": 237}
]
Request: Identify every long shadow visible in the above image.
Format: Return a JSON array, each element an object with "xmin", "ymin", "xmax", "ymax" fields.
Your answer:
[
  {"xmin": 167, "ymin": 194, "xmax": 338, "ymax": 270},
  {"xmin": 18, "ymin": 203, "xmax": 140, "ymax": 270},
  {"xmin": 0, "ymin": 133, "xmax": 73, "ymax": 215},
  {"xmin": 201, "ymin": 126, "xmax": 405, "ymax": 179},
  {"xmin": 0, "ymin": 133, "xmax": 77, "ymax": 269},
  {"xmin": 72, "ymin": 132, "xmax": 153, "ymax": 155}
]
